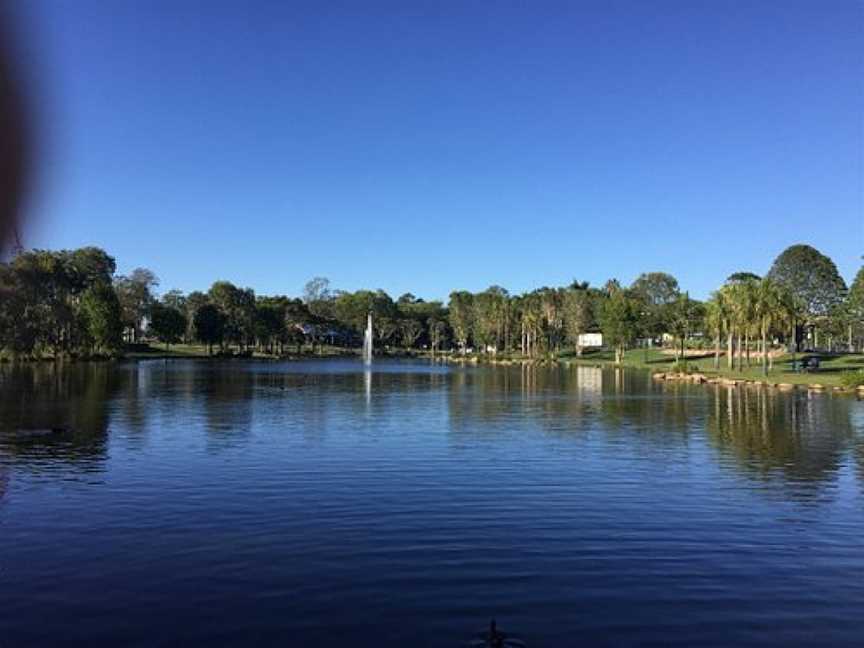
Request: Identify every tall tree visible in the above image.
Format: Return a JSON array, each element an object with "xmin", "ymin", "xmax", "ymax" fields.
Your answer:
[
  {"xmin": 303, "ymin": 277, "xmax": 334, "ymax": 319},
  {"xmin": 184, "ymin": 291, "xmax": 209, "ymax": 343},
  {"xmin": 752, "ymin": 278, "xmax": 789, "ymax": 375},
  {"xmin": 598, "ymin": 288, "xmax": 639, "ymax": 364},
  {"xmin": 193, "ymin": 304, "xmax": 226, "ymax": 355},
  {"xmin": 767, "ymin": 244, "xmax": 846, "ymax": 349},
  {"xmin": 667, "ymin": 292, "xmax": 703, "ymax": 361},
  {"xmin": 705, "ymin": 291, "xmax": 729, "ymax": 369},
  {"xmin": 398, "ymin": 318, "xmax": 422, "ymax": 349},
  {"xmin": 208, "ymin": 281, "xmax": 256, "ymax": 350},
  {"xmin": 630, "ymin": 271, "xmax": 680, "ymax": 344},
  {"xmin": 448, "ymin": 291, "xmax": 474, "ymax": 353},
  {"xmin": 114, "ymin": 267, "xmax": 159, "ymax": 343},
  {"xmin": 846, "ymin": 264, "xmax": 864, "ymax": 352},
  {"xmin": 474, "ymin": 286, "xmax": 509, "ymax": 352},
  {"xmin": 79, "ymin": 282, "xmax": 123, "ymax": 355},
  {"xmin": 149, "ymin": 302, "xmax": 187, "ymax": 350},
  {"xmin": 562, "ymin": 286, "xmax": 594, "ymax": 354},
  {"xmin": 161, "ymin": 289, "xmax": 187, "ymax": 312},
  {"xmin": 428, "ymin": 316, "xmax": 448, "ymax": 354}
]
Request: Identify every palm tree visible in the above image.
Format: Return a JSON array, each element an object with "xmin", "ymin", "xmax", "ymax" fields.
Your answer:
[
  {"xmin": 753, "ymin": 278, "xmax": 784, "ymax": 376},
  {"xmin": 716, "ymin": 286, "xmax": 736, "ymax": 370},
  {"xmin": 728, "ymin": 279, "xmax": 758, "ymax": 372},
  {"xmin": 706, "ymin": 291, "xmax": 731, "ymax": 370},
  {"xmin": 776, "ymin": 288, "xmax": 803, "ymax": 371}
]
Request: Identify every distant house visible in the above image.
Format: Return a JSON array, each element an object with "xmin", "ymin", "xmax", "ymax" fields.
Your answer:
[{"xmin": 577, "ymin": 332, "xmax": 603, "ymax": 348}]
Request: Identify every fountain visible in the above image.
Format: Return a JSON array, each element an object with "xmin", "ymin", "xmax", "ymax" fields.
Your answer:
[{"xmin": 362, "ymin": 312, "xmax": 373, "ymax": 365}]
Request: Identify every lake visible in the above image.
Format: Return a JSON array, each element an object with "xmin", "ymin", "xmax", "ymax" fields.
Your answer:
[{"xmin": 1, "ymin": 359, "xmax": 863, "ymax": 646}]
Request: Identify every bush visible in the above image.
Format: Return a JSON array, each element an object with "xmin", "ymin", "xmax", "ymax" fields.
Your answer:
[
  {"xmin": 839, "ymin": 370, "xmax": 864, "ymax": 389},
  {"xmin": 670, "ymin": 360, "xmax": 695, "ymax": 374}
]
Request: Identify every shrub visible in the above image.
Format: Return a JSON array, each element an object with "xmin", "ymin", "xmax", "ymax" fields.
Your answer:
[
  {"xmin": 839, "ymin": 370, "xmax": 864, "ymax": 389},
  {"xmin": 670, "ymin": 360, "xmax": 694, "ymax": 374}
]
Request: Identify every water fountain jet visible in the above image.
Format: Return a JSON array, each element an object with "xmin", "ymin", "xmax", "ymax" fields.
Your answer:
[{"xmin": 362, "ymin": 312, "xmax": 373, "ymax": 365}]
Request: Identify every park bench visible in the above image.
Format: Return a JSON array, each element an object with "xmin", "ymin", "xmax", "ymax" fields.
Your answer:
[{"xmin": 792, "ymin": 357, "xmax": 820, "ymax": 373}]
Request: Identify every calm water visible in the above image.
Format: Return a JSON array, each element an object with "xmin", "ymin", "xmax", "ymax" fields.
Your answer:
[{"xmin": 1, "ymin": 359, "xmax": 863, "ymax": 646}]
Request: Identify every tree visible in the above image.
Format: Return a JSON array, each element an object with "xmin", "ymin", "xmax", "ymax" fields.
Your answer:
[
  {"xmin": 562, "ymin": 287, "xmax": 594, "ymax": 354},
  {"xmin": 667, "ymin": 292, "xmax": 702, "ymax": 361},
  {"xmin": 284, "ymin": 299, "xmax": 311, "ymax": 352},
  {"xmin": 598, "ymin": 288, "xmax": 639, "ymax": 364},
  {"xmin": 149, "ymin": 302, "xmax": 187, "ymax": 350},
  {"xmin": 79, "ymin": 282, "xmax": 123, "ymax": 354},
  {"xmin": 630, "ymin": 272, "xmax": 680, "ymax": 344},
  {"xmin": 517, "ymin": 291, "xmax": 546, "ymax": 357},
  {"xmin": 193, "ymin": 304, "xmax": 226, "ymax": 355},
  {"xmin": 67, "ymin": 247, "xmax": 117, "ymax": 292},
  {"xmin": 767, "ymin": 244, "xmax": 846, "ymax": 349},
  {"xmin": 0, "ymin": 264, "xmax": 33, "ymax": 354},
  {"xmin": 161, "ymin": 289, "xmax": 186, "ymax": 312},
  {"xmin": 303, "ymin": 277, "xmax": 334, "ymax": 319},
  {"xmin": 398, "ymin": 318, "xmax": 422, "ymax": 349},
  {"xmin": 114, "ymin": 267, "xmax": 159, "ymax": 342},
  {"xmin": 184, "ymin": 291, "xmax": 209, "ymax": 342},
  {"xmin": 473, "ymin": 286, "xmax": 509, "ymax": 352},
  {"xmin": 704, "ymin": 292, "xmax": 728, "ymax": 369},
  {"xmin": 208, "ymin": 281, "xmax": 256, "ymax": 350},
  {"xmin": 752, "ymin": 278, "xmax": 788, "ymax": 375},
  {"xmin": 428, "ymin": 316, "xmax": 448, "ymax": 353},
  {"xmin": 726, "ymin": 278, "xmax": 758, "ymax": 371},
  {"xmin": 448, "ymin": 291, "xmax": 474, "ymax": 353},
  {"xmin": 254, "ymin": 301, "xmax": 285, "ymax": 354},
  {"xmin": 846, "ymin": 264, "xmax": 864, "ymax": 351},
  {"xmin": 726, "ymin": 272, "xmax": 760, "ymax": 284},
  {"xmin": 397, "ymin": 292, "xmax": 418, "ymax": 305}
]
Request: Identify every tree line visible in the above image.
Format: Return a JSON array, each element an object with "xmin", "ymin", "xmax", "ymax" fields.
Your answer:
[{"xmin": 1, "ymin": 243, "xmax": 862, "ymax": 371}]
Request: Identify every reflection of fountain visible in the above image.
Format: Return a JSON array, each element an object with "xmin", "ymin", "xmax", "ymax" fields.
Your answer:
[
  {"xmin": 362, "ymin": 312, "xmax": 373, "ymax": 365},
  {"xmin": 364, "ymin": 369, "xmax": 372, "ymax": 408}
]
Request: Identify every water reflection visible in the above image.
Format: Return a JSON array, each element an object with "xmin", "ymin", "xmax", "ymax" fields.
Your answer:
[
  {"xmin": 2, "ymin": 360, "xmax": 864, "ymax": 646},
  {"xmin": 704, "ymin": 384, "xmax": 854, "ymax": 494},
  {"xmin": 0, "ymin": 360, "xmax": 860, "ymax": 499},
  {"xmin": 0, "ymin": 362, "xmax": 129, "ymax": 474},
  {"xmin": 442, "ymin": 363, "xmax": 861, "ymax": 495}
]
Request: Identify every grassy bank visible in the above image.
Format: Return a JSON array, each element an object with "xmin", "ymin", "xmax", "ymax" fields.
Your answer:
[
  {"xmin": 9, "ymin": 342, "xmax": 863, "ymax": 390},
  {"xmin": 559, "ymin": 348, "xmax": 864, "ymax": 388},
  {"xmin": 123, "ymin": 342, "xmax": 361, "ymax": 360}
]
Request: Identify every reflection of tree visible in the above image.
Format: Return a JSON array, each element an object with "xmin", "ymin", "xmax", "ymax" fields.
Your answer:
[
  {"xmin": 0, "ymin": 465, "xmax": 8, "ymax": 503},
  {"xmin": 446, "ymin": 364, "xmax": 696, "ymax": 442},
  {"xmin": 705, "ymin": 384, "xmax": 853, "ymax": 490},
  {"xmin": 200, "ymin": 365, "xmax": 256, "ymax": 451},
  {"xmin": 445, "ymin": 364, "xmax": 857, "ymax": 497},
  {"xmin": 0, "ymin": 362, "xmax": 128, "ymax": 473},
  {"xmin": 845, "ymin": 403, "xmax": 864, "ymax": 495}
]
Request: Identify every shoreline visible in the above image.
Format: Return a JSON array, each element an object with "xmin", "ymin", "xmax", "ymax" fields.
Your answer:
[{"xmin": 4, "ymin": 346, "xmax": 864, "ymax": 397}]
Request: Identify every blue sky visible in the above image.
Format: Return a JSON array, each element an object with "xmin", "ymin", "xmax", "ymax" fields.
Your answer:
[{"xmin": 15, "ymin": 1, "xmax": 864, "ymax": 300}]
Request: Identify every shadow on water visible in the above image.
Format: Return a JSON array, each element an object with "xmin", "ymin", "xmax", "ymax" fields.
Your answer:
[{"xmin": 0, "ymin": 362, "xmax": 131, "ymax": 474}]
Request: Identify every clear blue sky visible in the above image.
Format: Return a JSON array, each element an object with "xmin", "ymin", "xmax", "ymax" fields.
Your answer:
[{"xmin": 15, "ymin": 1, "xmax": 864, "ymax": 300}]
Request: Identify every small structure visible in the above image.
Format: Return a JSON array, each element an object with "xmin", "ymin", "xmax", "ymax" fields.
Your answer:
[{"xmin": 577, "ymin": 332, "xmax": 603, "ymax": 348}]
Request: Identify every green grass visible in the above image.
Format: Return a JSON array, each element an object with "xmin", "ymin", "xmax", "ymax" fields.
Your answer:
[
  {"xmin": 123, "ymin": 342, "xmax": 359, "ymax": 360},
  {"xmin": 561, "ymin": 348, "xmax": 864, "ymax": 387},
  {"xmin": 123, "ymin": 342, "xmax": 211, "ymax": 359}
]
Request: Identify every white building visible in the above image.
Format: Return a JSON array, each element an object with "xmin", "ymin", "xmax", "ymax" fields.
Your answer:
[{"xmin": 577, "ymin": 332, "xmax": 603, "ymax": 348}]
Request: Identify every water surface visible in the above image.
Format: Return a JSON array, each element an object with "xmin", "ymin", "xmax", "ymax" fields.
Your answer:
[{"xmin": 1, "ymin": 359, "xmax": 863, "ymax": 646}]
